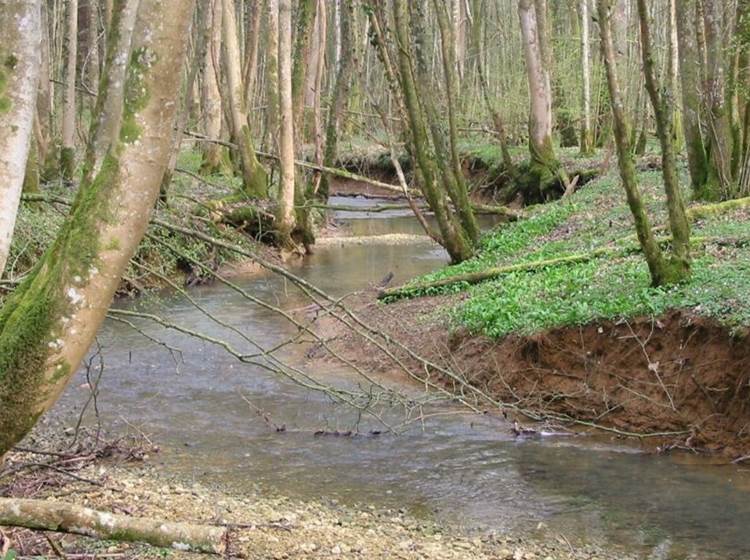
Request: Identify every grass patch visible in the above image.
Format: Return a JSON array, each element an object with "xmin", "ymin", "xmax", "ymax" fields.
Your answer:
[{"xmin": 398, "ymin": 164, "xmax": 750, "ymax": 337}]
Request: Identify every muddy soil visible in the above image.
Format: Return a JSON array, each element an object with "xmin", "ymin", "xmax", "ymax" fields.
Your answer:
[{"xmin": 316, "ymin": 291, "xmax": 750, "ymax": 460}]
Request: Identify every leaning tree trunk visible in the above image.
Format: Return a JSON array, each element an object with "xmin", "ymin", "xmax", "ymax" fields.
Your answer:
[
  {"xmin": 675, "ymin": 0, "xmax": 711, "ymax": 198},
  {"xmin": 637, "ymin": 0, "xmax": 691, "ymax": 283},
  {"xmin": 433, "ymin": 0, "xmax": 480, "ymax": 244},
  {"xmin": 0, "ymin": 0, "xmax": 195, "ymax": 458},
  {"xmin": 60, "ymin": 0, "xmax": 79, "ymax": 181},
  {"xmin": 517, "ymin": 0, "xmax": 563, "ymax": 195},
  {"xmin": 0, "ymin": 0, "xmax": 42, "ymax": 276},
  {"xmin": 222, "ymin": 0, "xmax": 268, "ymax": 197},
  {"xmin": 275, "ymin": 0, "xmax": 297, "ymax": 250},
  {"xmin": 391, "ymin": 0, "xmax": 473, "ymax": 263},
  {"xmin": 83, "ymin": 0, "xmax": 140, "ymax": 184},
  {"xmin": 596, "ymin": 0, "xmax": 668, "ymax": 287}
]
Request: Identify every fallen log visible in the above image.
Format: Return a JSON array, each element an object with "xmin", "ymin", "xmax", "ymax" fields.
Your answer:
[
  {"xmin": 0, "ymin": 498, "xmax": 227, "ymax": 555},
  {"xmin": 378, "ymin": 247, "xmax": 614, "ymax": 300},
  {"xmin": 379, "ymin": 235, "xmax": 750, "ymax": 300},
  {"xmin": 686, "ymin": 196, "xmax": 750, "ymax": 221},
  {"xmin": 309, "ymin": 202, "xmax": 521, "ymax": 219}
]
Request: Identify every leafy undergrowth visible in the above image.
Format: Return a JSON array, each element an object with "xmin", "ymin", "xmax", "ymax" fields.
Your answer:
[
  {"xmin": 2, "ymin": 149, "xmax": 265, "ymax": 296},
  {"xmin": 397, "ymin": 166, "xmax": 750, "ymax": 337}
]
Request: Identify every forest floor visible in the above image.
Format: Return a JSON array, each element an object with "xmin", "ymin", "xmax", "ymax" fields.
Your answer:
[
  {"xmin": 0, "ymin": 425, "xmax": 639, "ymax": 560},
  {"xmin": 315, "ymin": 156, "xmax": 750, "ymax": 461}
]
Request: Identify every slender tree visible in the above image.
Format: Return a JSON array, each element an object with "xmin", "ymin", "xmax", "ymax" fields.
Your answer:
[
  {"xmin": 318, "ymin": 0, "xmax": 358, "ymax": 201},
  {"xmin": 596, "ymin": 0, "xmax": 670, "ymax": 287},
  {"xmin": 275, "ymin": 0, "xmax": 297, "ymax": 250},
  {"xmin": 222, "ymin": 0, "xmax": 268, "ymax": 197},
  {"xmin": 0, "ymin": 0, "xmax": 43, "ymax": 276},
  {"xmin": 579, "ymin": 0, "xmax": 593, "ymax": 155},
  {"xmin": 200, "ymin": 0, "xmax": 226, "ymax": 174},
  {"xmin": 60, "ymin": 0, "xmax": 79, "ymax": 180},
  {"xmin": 675, "ymin": 0, "xmax": 710, "ymax": 197},
  {"xmin": 637, "ymin": 0, "xmax": 691, "ymax": 282},
  {"xmin": 518, "ymin": 0, "xmax": 564, "ymax": 197}
]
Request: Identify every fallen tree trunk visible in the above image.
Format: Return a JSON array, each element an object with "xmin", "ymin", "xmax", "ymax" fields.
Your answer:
[
  {"xmin": 0, "ymin": 498, "xmax": 227, "ymax": 554},
  {"xmin": 379, "ymin": 247, "xmax": 615, "ymax": 300},
  {"xmin": 379, "ymin": 234, "xmax": 749, "ymax": 300},
  {"xmin": 310, "ymin": 202, "xmax": 521, "ymax": 219}
]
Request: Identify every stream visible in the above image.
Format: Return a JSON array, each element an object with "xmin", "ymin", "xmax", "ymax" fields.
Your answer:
[{"xmin": 54, "ymin": 196, "xmax": 750, "ymax": 560}]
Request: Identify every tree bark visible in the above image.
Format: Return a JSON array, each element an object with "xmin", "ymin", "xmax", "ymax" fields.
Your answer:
[
  {"xmin": 291, "ymin": 0, "xmax": 316, "ymax": 143},
  {"xmin": 637, "ymin": 0, "xmax": 691, "ymax": 282},
  {"xmin": 0, "ymin": 0, "xmax": 42, "ymax": 276},
  {"xmin": 596, "ymin": 0, "xmax": 668, "ymax": 287},
  {"xmin": 675, "ymin": 0, "xmax": 711, "ymax": 197},
  {"xmin": 579, "ymin": 0, "xmax": 593, "ymax": 155},
  {"xmin": 702, "ymin": 0, "xmax": 735, "ymax": 198},
  {"xmin": 264, "ymin": 0, "xmax": 280, "ymax": 151},
  {"xmin": 275, "ymin": 0, "xmax": 297, "ymax": 249},
  {"xmin": 222, "ymin": 0, "xmax": 268, "ymax": 197},
  {"xmin": 391, "ymin": 0, "xmax": 473, "ymax": 263},
  {"xmin": 84, "ymin": 0, "xmax": 139, "ymax": 184},
  {"xmin": 200, "ymin": 0, "xmax": 226, "ymax": 174},
  {"xmin": 60, "ymin": 0, "xmax": 79, "ymax": 180},
  {"xmin": 318, "ymin": 0, "xmax": 357, "ymax": 201},
  {"xmin": 0, "ymin": 0, "xmax": 195, "ymax": 458},
  {"xmin": 518, "ymin": 0, "xmax": 561, "ymax": 190}
]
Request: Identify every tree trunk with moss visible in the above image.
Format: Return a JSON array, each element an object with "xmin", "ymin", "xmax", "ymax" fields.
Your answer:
[
  {"xmin": 0, "ymin": 0, "xmax": 195, "ymax": 459},
  {"xmin": 84, "ymin": 0, "xmax": 139, "ymax": 185},
  {"xmin": 0, "ymin": 0, "xmax": 41, "ymax": 276},
  {"xmin": 200, "ymin": 0, "xmax": 226, "ymax": 174},
  {"xmin": 431, "ymin": 0, "xmax": 479, "ymax": 243},
  {"xmin": 275, "ymin": 0, "xmax": 297, "ymax": 250},
  {"xmin": 517, "ymin": 0, "xmax": 562, "ymax": 196},
  {"xmin": 291, "ymin": 0, "xmax": 316, "ymax": 143},
  {"xmin": 637, "ymin": 0, "xmax": 691, "ymax": 283},
  {"xmin": 242, "ymin": 0, "xmax": 263, "ymax": 112},
  {"xmin": 702, "ymin": 0, "xmax": 735, "ymax": 199},
  {"xmin": 222, "ymin": 0, "xmax": 268, "ymax": 197},
  {"xmin": 264, "ymin": 1, "xmax": 280, "ymax": 150},
  {"xmin": 0, "ymin": 0, "xmax": 42, "ymax": 277},
  {"xmin": 596, "ymin": 0, "xmax": 669, "ymax": 287},
  {"xmin": 318, "ymin": 0, "xmax": 357, "ymax": 201},
  {"xmin": 60, "ymin": 0, "xmax": 78, "ymax": 181},
  {"xmin": 391, "ymin": 0, "xmax": 473, "ymax": 264},
  {"xmin": 675, "ymin": 0, "xmax": 711, "ymax": 198}
]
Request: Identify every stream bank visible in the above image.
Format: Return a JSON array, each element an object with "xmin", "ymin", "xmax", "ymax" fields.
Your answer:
[
  {"xmin": 322, "ymin": 164, "xmax": 750, "ymax": 459},
  {"xmin": 2, "ymin": 433, "xmax": 637, "ymax": 560}
]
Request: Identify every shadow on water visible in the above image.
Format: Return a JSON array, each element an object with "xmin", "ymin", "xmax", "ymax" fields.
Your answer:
[{"xmin": 54, "ymin": 195, "xmax": 750, "ymax": 559}]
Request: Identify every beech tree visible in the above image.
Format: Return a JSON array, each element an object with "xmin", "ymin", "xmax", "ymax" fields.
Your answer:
[
  {"xmin": 0, "ymin": 0, "xmax": 196, "ymax": 458},
  {"xmin": 275, "ymin": 0, "xmax": 298, "ymax": 250},
  {"xmin": 517, "ymin": 0, "xmax": 566, "ymax": 199},
  {"xmin": 60, "ymin": 0, "xmax": 78, "ymax": 180},
  {"xmin": 0, "ymin": 0, "xmax": 43, "ymax": 276},
  {"xmin": 222, "ymin": 0, "xmax": 268, "ymax": 197}
]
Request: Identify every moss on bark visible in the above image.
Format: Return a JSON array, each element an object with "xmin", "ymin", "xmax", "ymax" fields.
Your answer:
[{"xmin": 0, "ymin": 151, "xmax": 122, "ymax": 456}]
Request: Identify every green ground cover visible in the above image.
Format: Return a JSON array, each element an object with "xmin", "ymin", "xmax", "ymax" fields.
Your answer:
[{"xmin": 393, "ymin": 166, "xmax": 750, "ymax": 337}]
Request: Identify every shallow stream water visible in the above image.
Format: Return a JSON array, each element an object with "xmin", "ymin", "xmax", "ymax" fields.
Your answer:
[{"xmin": 55, "ymin": 196, "xmax": 750, "ymax": 559}]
